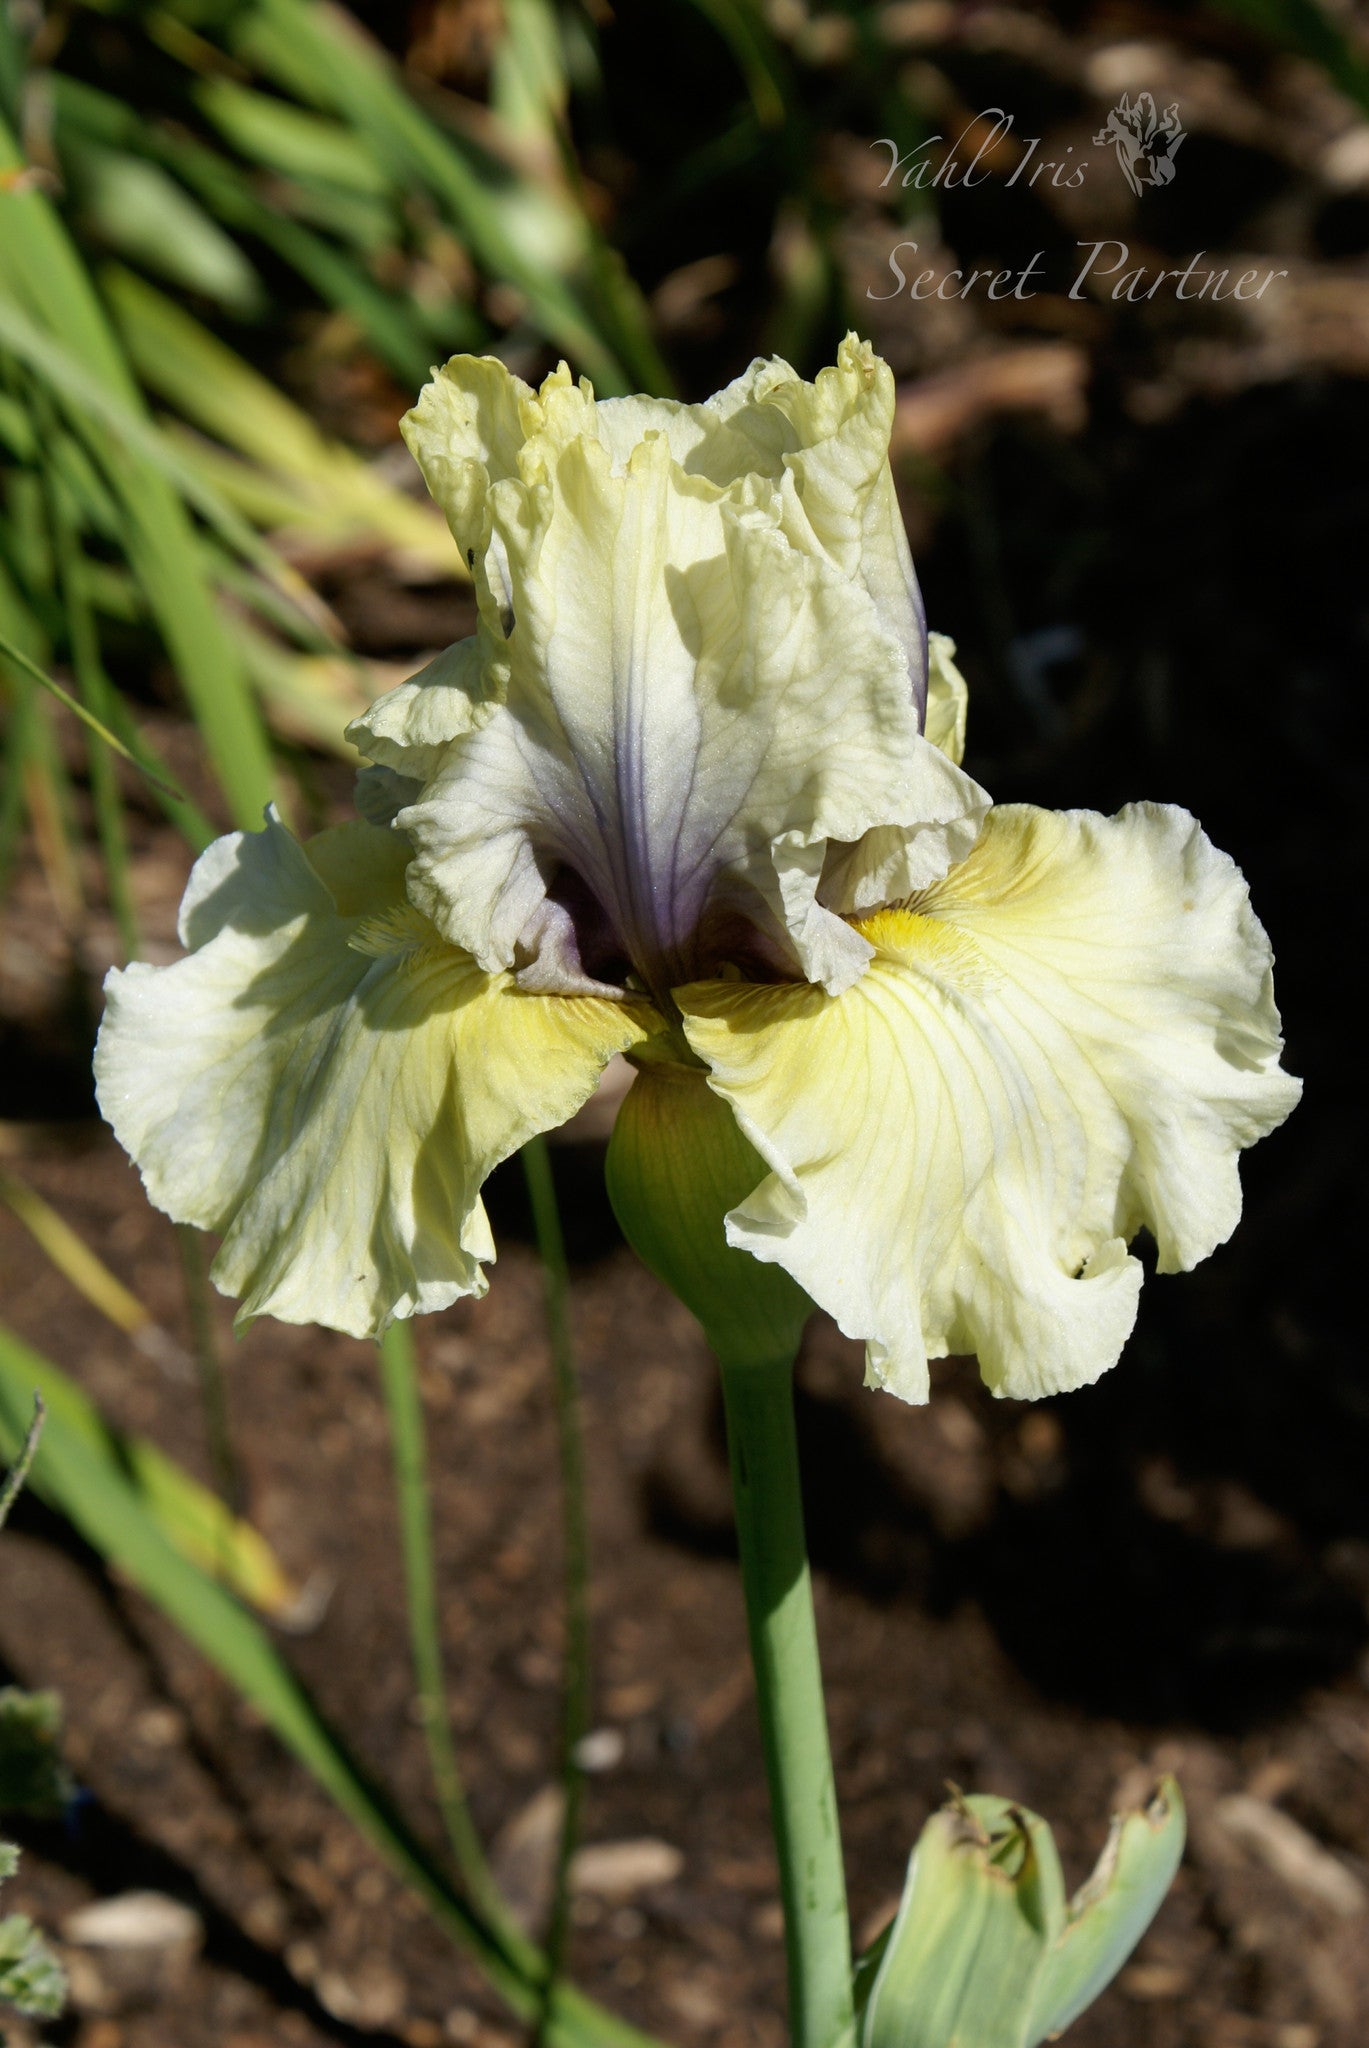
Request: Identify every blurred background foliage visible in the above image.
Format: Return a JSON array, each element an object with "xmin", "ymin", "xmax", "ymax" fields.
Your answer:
[{"xmin": 2, "ymin": 0, "xmax": 1369, "ymax": 2041}]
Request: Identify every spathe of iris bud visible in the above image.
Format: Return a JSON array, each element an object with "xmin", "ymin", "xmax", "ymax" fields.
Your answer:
[{"xmin": 605, "ymin": 1048, "xmax": 812, "ymax": 1369}]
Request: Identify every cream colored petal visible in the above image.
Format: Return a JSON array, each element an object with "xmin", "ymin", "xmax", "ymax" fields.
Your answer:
[
  {"xmin": 402, "ymin": 341, "xmax": 924, "ymax": 657},
  {"xmin": 346, "ymin": 635, "xmax": 501, "ymax": 783},
  {"xmin": 600, "ymin": 341, "xmax": 930, "ymax": 715},
  {"xmin": 744, "ymin": 334, "xmax": 928, "ymax": 717},
  {"xmin": 401, "ymin": 411, "xmax": 984, "ymax": 999},
  {"xmin": 401, "ymin": 353, "xmax": 538, "ymax": 559},
  {"xmin": 680, "ymin": 803, "xmax": 1299, "ymax": 1403},
  {"xmin": 910, "ymin": 802, "xmax": 1302, "ymax": 1272},
  {"xmin": 402, "ymin": 356, "xmax": 571, "ymax": 636},
  {"xmin": 924, "ymin": 630, "xmax": 968, "ymax": 765},
  {"xmin": 591, "ymin": 381, "xmax": 781, "ymax": 474},
  {"xmin": 405, "ymin": 349, "xmax": 766, "ymax": 509},
  {"xmin": 820, "ymin": 631, "xmax": 974, "ymax": 912},
  {"xmin": 96, "ymin": 817, "xmax": 650, "ymax": 1338}
]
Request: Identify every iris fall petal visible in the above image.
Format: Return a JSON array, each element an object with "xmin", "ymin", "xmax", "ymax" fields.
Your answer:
[
  {"xmin": 95, "ymin": 816, "xmax": 650, "ymax": 1338},
  {"xmin": 679, "ymin": 803, "xmax": 1301, "ymax": 1402}
]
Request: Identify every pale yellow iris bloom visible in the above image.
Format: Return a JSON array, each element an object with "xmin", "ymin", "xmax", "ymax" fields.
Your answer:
[{"xmin": 95, "ymin": 338, "xmax": 1299, "ymax": 1401}]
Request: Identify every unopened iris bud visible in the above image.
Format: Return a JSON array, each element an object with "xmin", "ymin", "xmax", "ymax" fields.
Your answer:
[{"xmin": 605, "ymin": 1047, "xmax": 812, "ymax": 1368}]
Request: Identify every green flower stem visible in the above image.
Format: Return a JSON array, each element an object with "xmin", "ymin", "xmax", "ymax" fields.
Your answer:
[
  {"xmin": 0, "ymin": 1393, "xmax": 43, "ymax": 1530},
  {"xmin": 521, "ymin": 1134, "xmax": 591, "ymax": 2040},
  {"xmin": 717, "ymin": 1349, "xmax": 853, "ymax": 2048},
  {"xmin": 175, "ymin": 1224, "xmax": 242, "ymax": 1520},
  {"xmin": 377, "ymin": 1322, "xmax": 510, "ymax": 1932}
]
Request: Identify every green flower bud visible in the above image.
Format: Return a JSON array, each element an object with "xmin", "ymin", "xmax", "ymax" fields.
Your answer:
[{"xmin": 605, "ymin": 1051, "xmax": 812, "ymax": 1367}]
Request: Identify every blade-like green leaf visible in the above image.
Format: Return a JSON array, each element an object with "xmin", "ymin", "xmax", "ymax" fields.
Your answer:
[
  {"xmin": 231, "ymin": 0, "xmax": 665, "ymax": 392},
  {"xmin": 7, "ymin": 690, "xmax": 85, "ymax": 927},
  {"xmin": 860, "ymin": 1796, "xmax": 1064, "ymax": 2048},
  {"xmin": 195, "ymin": 74, "xmax": 390, "ymax": 193},
  {"xmin": 68, "ymin": 140, "xmax": 265, "ymax": 315},
  {"xmin": 235, "ymin": 626, "xmax": 374, "ymax": 754},
  {"xmin": 105, "ymin": 267, "xmax": 455, "ymax": 571},
  {"xmin": 378, "ymin": 1324, "xmax": 510, "ymax": 1924},
  {"xmin": 0, "ymin": 110, "xmax": 276, "ymax": 826},
  {"xmin": 156, "ymin": 127, "xmax": 458, "ymax": 378},
  {"xmin": 0, "ymin": 296, "xmax": 320, "ymax": 626},
  {"xmin": 0, "ymin": 573, "xmax": 48, "ymax": 906},
  {"xmin": 48, "ymin": 72, "xmax": 456, "ymax": 375},
  {"xmin": 101, "ymin": 687, "xmax": 217, "ymax": 852},
  {"xmin": 0, "ymin": 627, "xmax": 184, "ymax": 800},
  {"xmin": 41, "ymin": 404, "xmax": 143, "ymax": 957},
  {"xmin": 0, "ymin": 1322, "xmax": 295, "ymax": 1617},
  {"xmin": 489, "ymin": 0, "xmax": 674, "ymax": 398}
]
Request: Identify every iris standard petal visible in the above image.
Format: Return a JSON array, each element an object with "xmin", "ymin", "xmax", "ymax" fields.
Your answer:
[
  {"xmin": 400, "ymin": 351, "xmax": 536, "ymax": 587},
  {"xmin": 347, "ymin": 634, "xmax": 498, "ymax": 783},
  {"xmin": 391, "ymin": 345, "xmax": 982, "ymax": 998},
  {"xmin": 403, "ymin": 337, "xmax": 925, "ymax": 704},
  {"xmin": 95, "ymin": 816, "xmax": 651, "ymax": 1338},
  {"xmin": 727, "ymin": 335, "xmax": 929, "ymax": 719},
  {"xmin": 398, "ymin": 375, "xmax": 985, "ymax": 998},
  {"xmin": 599, "ymin": 342, "xmax": 929, "ymax": 708},
  {"xmin": 348, "ymin": 634, "xmax": 502, "ymax": 826},
  {"xmin": 817, "ymin": 633, "xmax": 973, "ymax": 918},
  {"xmin": 679, "ymin": 803, "xmax": 1301, "ymax": 1403},
  {"xmin": 924, "ymin": 631, "xmax": 969, "ymax": 766},
  {"xmin": 596, "ymin": 338, "xmax": 928, "ymax": 709}
]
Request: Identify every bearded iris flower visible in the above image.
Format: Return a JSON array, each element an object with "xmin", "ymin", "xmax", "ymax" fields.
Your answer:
[{"xmin": 95, "ymin": 337, "xmax": 1299, "ymax": 1402}]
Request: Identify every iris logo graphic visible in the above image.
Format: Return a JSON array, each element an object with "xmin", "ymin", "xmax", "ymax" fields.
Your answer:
[{"xmin": 1093, "ymin": 93, "xmax": 1187, "ymax": 196}]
